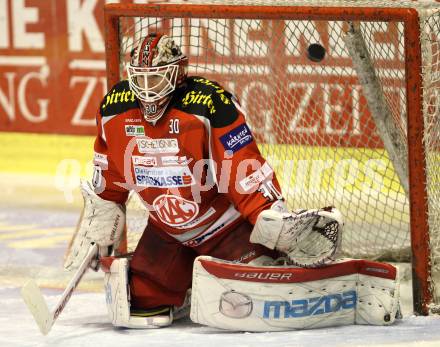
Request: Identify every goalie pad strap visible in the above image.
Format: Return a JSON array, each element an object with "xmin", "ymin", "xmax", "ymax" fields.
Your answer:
[{"xmin": 190, "ymin": 256, "xmax": 400, "ymax": 331}]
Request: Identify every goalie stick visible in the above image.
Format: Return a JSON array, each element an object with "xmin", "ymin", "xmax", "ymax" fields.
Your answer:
[{"xmin": 21, "ymin": 243, "xmax": 98, "ymax": 335}]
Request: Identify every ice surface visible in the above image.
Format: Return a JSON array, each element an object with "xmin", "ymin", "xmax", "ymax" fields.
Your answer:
[
  {"xmin": 1, "ymin": 205, "xmax": 440, "ymax": 347},
  {"xmin": 2, "ymin": 288, "xmax": 440, "ymax": 347}
]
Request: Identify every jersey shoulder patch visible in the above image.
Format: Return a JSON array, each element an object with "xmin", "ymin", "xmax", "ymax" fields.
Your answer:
[
  {"xmin": 100, "ymin": 80, "xmax": 139, "ymax": 118},
  {"xmin": 173, "ymin": 77, "xmax": 239, "ymax": 128}
]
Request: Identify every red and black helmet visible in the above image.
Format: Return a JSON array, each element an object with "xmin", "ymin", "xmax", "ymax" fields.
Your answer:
[{"xmin": 127, "ymin": 33, "xmax": 188, "ymax": 121}]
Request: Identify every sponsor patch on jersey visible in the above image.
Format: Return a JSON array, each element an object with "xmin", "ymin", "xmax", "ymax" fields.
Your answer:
[
  {"xmin": 134, "ymin": 166, "xmax": 194, "ymax": 188},
  {"xmin": 136, "ymin": 138, "xmax": 179, "ymax": 154},
  {"xmin": 258, "ymin": 180, "xmax": 283, "ymax": 202},
  {"xmin": 153, "ymin": 194, "xmax": 199, "ymax": 227},
  {"xmin": 101, "ymin": 87, "xmax": 136, "ymax": 110},
  {"xmin": 93, "ymin": 152, "xmax": 108, "ymax": 168},
  {"xmin": 220, "ymin": 124, "xmax": 253, "ymax": 153},
  {"xmin": 239, "ymin": 162, "xmax": 274, "ymax": 192},
  {"xmin": 132, "ymin": 155, "xmax": 157, "ymax": 166},
  {"xmin": 174, "ymin": 207, "xmax": 216, "ymax": 229},
  {"xmin": 161, "ymin": 155, "xmax": 192, "ymax": 166},
  {"xmin": 183, "ymin": 222, "xmax": 225, "ymax": 247},
  {"xmin": 100, "ymin": 81, "xmax": 139, "ymax": 118},
  {"xmin": 174, "ymin": 77, "xmax": 239, "ymax": 128},
  {"xmin": 125, "ymin": 118, "xmax": 142, "ymax": 123},
  {"xmin": 125, "ymin": 125, "xmax": 145, "ymax": 136},
  {"xmin": 181, "ymin": 90, "xmax": 217, "ymax": 115},
  {"xmin": 180, "ymin": 79, "xmax": 231, "ymax": 115}
]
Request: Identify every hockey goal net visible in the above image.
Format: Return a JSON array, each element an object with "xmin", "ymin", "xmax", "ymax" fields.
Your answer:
[{"xmin": 104, "ymin": 0, "xmax": 440, "ymax": 315}]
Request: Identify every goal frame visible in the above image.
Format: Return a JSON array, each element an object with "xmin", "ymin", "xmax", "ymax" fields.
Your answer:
[{"xmin": 103, "ymin": 3, "xmax": 430, "ymax": 315}]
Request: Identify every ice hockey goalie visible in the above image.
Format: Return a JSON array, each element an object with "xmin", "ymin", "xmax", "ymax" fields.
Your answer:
[{"xmin": 64, "ymin": 33, "xmax": 400, "ymax": 331}]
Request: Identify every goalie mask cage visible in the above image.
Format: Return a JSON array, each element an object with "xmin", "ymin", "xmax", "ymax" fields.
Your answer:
[{"xmin": 104, "ymin": 1, "xmax": 440, "ymax": 315}]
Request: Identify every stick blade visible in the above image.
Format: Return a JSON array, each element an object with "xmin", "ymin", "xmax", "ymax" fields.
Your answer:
[{"xmin": 21, "ymin": 280, "xmax": 53, "ymax": 335}]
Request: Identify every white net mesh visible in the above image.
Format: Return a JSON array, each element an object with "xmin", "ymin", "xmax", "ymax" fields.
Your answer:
[{"xmin": 110, "ymin": 0, "xmax": 440, "ymax": 306}]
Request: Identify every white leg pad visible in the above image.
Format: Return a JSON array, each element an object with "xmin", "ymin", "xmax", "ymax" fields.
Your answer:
[
  {"xmin": 104, "ymin": 258, "xmax": 172, "ymax": 329},
  {"xmin": 190, "ymin": 256, "xmax": 400, "ymax": 331},
  {"xmin": 356, "ymin": 274, "xmax": 401, "ymax": 325}
]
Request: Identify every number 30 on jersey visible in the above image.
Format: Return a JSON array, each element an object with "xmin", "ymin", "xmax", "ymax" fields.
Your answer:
[{"xmin": 169, "ymin": 119, "xmax": 180, "ymax": 134}]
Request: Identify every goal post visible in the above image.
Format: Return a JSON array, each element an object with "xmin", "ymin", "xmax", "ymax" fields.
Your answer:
[{"xmin": 103, "ymin": 1, "xmax": 439, "ymax": 316}]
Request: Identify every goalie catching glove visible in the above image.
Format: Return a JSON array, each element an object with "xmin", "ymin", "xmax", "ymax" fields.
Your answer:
[
  {"xmin": 64, "ymin": 181, "xmax": 126, "ymax": 271},
  {"xmin": 250, "ymin": 206, "xmax": 343, "ymax": 267}
]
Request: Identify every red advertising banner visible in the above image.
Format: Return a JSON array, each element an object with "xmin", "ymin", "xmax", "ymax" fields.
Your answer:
[
  {"xmin": 0, "ymin": 0, "xmax": 407, "ymax": 147},
  {"xmin": 0, "ymin": 0, "xmax": 111, "ymax": 135}
]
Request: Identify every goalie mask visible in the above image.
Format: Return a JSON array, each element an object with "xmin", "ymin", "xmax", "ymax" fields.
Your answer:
[{"xmin": 127, "ymin": 33, "xmax": 188, "ymax": 122}]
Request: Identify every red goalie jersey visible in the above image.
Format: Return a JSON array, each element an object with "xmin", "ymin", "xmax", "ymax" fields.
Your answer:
[{"xmin": 93, "ymin": 76, "xmax": 284, "ymax": 248}]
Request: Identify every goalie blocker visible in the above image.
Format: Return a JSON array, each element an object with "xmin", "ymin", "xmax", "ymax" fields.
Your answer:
[{"xmin": 191, "ymin": 256, "xmax": 401, "ymax": 331}]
